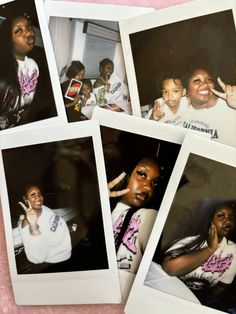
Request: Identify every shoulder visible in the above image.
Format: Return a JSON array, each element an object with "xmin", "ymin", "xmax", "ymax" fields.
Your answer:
[
  {"xmin": 25, "ymin": 56, "xmax": 39, "ymax": 71},
  {"xmin": 93, "ymin": 78, "xmax": 104, "ymax": 88},
  {"xmin": 133, "ymin": 208, "xmax": 157, "ymax": 225}
]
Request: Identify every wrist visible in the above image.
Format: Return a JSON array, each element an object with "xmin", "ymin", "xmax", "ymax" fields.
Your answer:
[{"xmin": 206, "ymin": 245, "xmax": 217, "ymax": 255}]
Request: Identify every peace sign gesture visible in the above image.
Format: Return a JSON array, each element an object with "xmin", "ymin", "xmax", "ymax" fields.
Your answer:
[
  {"xmin": 108, "ymin": 172, "xmax": 129, "ymax": 198},
  {"xmin": 211, "ymin": 77, "xmax": 236, "ymax": 109},
  {"xmin": 19, "ymin": 200, "xmax": 40, "ymax": 234}
]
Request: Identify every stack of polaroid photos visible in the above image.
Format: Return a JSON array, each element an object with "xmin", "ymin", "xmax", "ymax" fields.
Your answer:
[{"xmin": 0, "ymin": 1, "xmax": 235, "ymax": 314}]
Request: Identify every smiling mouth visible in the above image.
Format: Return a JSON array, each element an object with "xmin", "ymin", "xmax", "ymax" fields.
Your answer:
[{"xmin": 198, "ymin": 90, "xmax": 211, "ymax": 96}]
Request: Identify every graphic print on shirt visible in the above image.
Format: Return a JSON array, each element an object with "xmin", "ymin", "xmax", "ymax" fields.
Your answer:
[
  {"xmin": 183, "ymin": 119, "xmax": 219, "ymax": 139},
  {"xmin": 18, "ymin": 68, "xmax": 38, "ymax": 97},
  {"xmin": 182, "ymin": 250, "xmax": 234, "ymax": 290},
  {"xmin": 113, "ymin": 213, "xmax": 141, "ymax": 270},
  {"xmin": 201, "ymin": 251, "xmax": 233, "ymax": 276}
]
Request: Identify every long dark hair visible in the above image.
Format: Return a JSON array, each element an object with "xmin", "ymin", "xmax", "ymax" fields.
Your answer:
[
  {"xmin": 0, "ymin": 15, "xmax": 22, "ymax": 95},
  {"xmin": 0, "ymin": 76, "xmax": 20, "ymax": 129},
  {"xmin": 163, "ymin": 198, "xmax": 236, "ymax": 259}
]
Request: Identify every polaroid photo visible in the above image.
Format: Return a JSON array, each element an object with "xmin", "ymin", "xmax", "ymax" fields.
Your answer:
[
  {"xmin": 0, "ymin": 120, "xmax": 121, "ymax": 305},
  {"xmin": 44, "ymin": 0, "xmax": 154, "ymax": 123},
  {"xmin": 91, "ymin": 106, "xmax": 210, "ymax": 303},
  {"xmin": 0, "ymin": 0, "xmax": 67, "ymax": 133},
  {"xmin": 119, "ymin": 0, "xmax": 236, "ymax": 148},
  {"xmin": 125, "ymin": 133, "xmax": 236, "ymax": 314}
]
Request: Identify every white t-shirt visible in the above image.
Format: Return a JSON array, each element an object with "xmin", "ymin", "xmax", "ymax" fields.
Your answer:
[
  {"xmin": 168, "ymin": 236, "xmax": 236, "ymax": 290},
  {"xmin": 145, "ymin": 96, "xmax": 189, "ymax": 126},
  {"xmin": 93, "ymin": 73, "xmax": 129, "ymax": 112},
  {"xmin": 182, "ymin": 98, "xmax": 236, "ymax": 147},
  {"xmin": 17, "ymin": 56, "xmax": 39, "ymax": 108},
  {"xmin": 20, "ymin": 205, "xmax": 72, "ymax": 264},
  {"xmin": 112, "ymin": 202, "xmax": 157, "ymax": 274}
]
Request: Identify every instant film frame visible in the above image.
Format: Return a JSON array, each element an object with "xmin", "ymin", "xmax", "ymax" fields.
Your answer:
[
  {"xmin": 119, "ymin": 0, "xmax": 236, "ymax": 146},
  {"xmin": 0, "ymin": 120, "xmax": 121, "ymax": 305},
  {"xmin": 92, "ymin": 107, "xmax": 210, "ymax": 303},
  {"xmin": 125, "ymin": 133, "xmax": 236, "ymax": 314},
  {"xmin": 0, "ymin": 0, "xmax": 67, "ymax": 133},
  {"xmin": 44, "ymin": 0, "xmax": 154, "ymax": 122}
]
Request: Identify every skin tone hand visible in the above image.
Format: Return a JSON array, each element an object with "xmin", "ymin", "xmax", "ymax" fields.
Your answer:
[
  {"xmin": 150, "ymin": 100, "xmax": 165, "ymax": 120},
  {"xmin": 18, "ymin": 201, "xmax": 41, "ymax": 235},
  {"xmin": 65, "ymin": 94, "xmax": 81, "ymax": 108},
  {"xmin": 207, "ymin": 223, "xmax": 219, "ymax": 253},
  {"xmin": 108, "ymin": 172, "xmax": 129, "ymax": 198},
  {"xmin": 211, "ymin": 77, "xmax": 236, "ymax": 109}
]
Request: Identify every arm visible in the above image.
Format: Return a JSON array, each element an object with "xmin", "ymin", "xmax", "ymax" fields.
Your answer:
[
  {"xmin": 162, "ymin": 225, "xmax": 218, "ymax": 277},
  {"xmin": 65, "ymin": 94, "xmax": 80, "ymax": 108}
]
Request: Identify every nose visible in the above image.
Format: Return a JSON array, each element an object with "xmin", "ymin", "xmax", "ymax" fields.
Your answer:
[
  {"xmin": 143, "ymin": 181, "xmax": 152, "ymax": 193},
  {"xmin": 224, "ymin": 215, "xmax": 233, "ymax": 226}
]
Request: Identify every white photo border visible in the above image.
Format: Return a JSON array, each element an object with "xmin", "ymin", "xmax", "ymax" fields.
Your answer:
[
  {"xmin": 0, "ymin": 120, "xmax": 121, "ymax": 305},
  {"xmin": 119, "ymin": 0, "xmax": 236, "ymax": 117},
  {"xmin": 125, "ymin": 133, "xmax": 236, "ymax": 314},
  {"xmin": 92, "ymin": 107, "xmax": 210, "ymax": 303},
  {"xmin": 0, "ymin": 0, "xmax": 67, "ymax": 133}
]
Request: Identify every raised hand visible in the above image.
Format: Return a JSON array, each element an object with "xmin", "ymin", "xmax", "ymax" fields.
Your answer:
[
  {"xmin": 211, "ymin": 77, "xmax": 236, "ymax": 109},
  {"xmin": 150, "ymin": 100, "xmax": 165, "ymax": 120},
  {"xmin": 207, "ymin": 223, "xmax": 218, "ymax": 253},
  {"xmin": 18, "ymin": 200, "xmax": 40, "ymax": 235},
  {"xmin": 108, "ymin": 172, "xmax": 129, "ymax": 198}
]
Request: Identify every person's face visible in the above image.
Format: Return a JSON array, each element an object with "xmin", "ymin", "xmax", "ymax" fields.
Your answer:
[
  {"xmin": 75, "ymin": 69, "xmax": 85, "ymax": 81},
  {"xmin": 24, "ymin": 186, "xmax": 44, "ymax": 211},
  {"xmin": 101, "ymin": 63, "xmax": 114, "ymax": 79},
  {"xmin": 187, "ymin": 69, "xmax": 215, "ymax": 107},
  {"xmin": 81, "ymin": 83, "xmax": 91, "ymax": 97},
  {"xmin": 12, "ymin": 17, "xmax": 35, "ymax": 60},
  {"xmin": 162, "ymin": 79, "xmax": 185, "ymax": 109},
  {"xmin": 212, "ymin": 206, "xmax": 235, "ymax": 241},
  {"xmin": 121, "ymin": 158, "xmax": 160, "ymax": 208}
]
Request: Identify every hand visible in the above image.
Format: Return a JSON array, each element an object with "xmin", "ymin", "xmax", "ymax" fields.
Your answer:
[
  {"xmin": 108, "ymin": 172, "xmax": 129, "ymax": 198},
  {"xmin": 207, "ymin": 224, "xmax": 218, "ymax": 253},
  {"xmin": 211, "ymin": 77, "xmax": 236, "ymax": 109},
  {"xmin": 18, "ymin": 200, "xmax": 38, "ymax": 227},
  {"xmin": 150, "ymin": 100, "xmax": 165, "ymax": 120}
]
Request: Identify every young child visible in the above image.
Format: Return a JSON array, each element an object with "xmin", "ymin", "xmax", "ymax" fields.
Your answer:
[
  {"xmin": 0, "ymin": 14, "xmax": 39, "ymax": 127},
  {"xmin": 145, "ymin": 71, "xmax": 187, "ymax": 126},
  {"xmin": 80, "ymin": 79, "xmax": 97, "ymax": 119},
  {"xmin": 108, "ymin": 157, "xmax": 161, "ymax": 274}
]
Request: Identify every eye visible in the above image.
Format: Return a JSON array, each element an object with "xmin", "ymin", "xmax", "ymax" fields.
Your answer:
[
  {"xmin": 207, "ymin": 78, "xmax": 213, "ymax": 83},
  {"xmin": 162, "ymin": 90, "xmax": 167, "ymax": 95},
  {"xmin": 152, "ymin": 180, "xmax": 160, "ymax": 188},
  {"xmin": 174, "ymin": 89, "xmax": 179, "ymax": 93},
  {"xmin": 192, "ymin": 78, "xmax": 201, "ymax": 84},
  {"xmin": 14, "ymin": 27, "xmax": 22, "ymax": 34},
  {"xmin": 136, "ymin": 170, "xmax": 146, "ymax": 178}
]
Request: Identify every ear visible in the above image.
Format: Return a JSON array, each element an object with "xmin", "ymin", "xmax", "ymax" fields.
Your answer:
[{"xmin": 182, "ymin": 88, "xmax": 187, "ymax": 96}]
